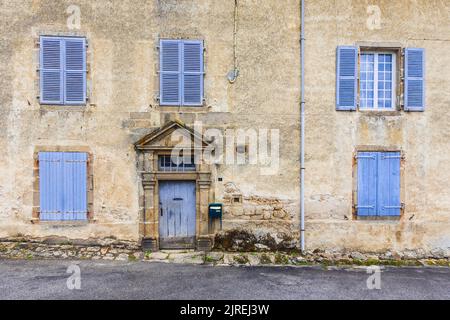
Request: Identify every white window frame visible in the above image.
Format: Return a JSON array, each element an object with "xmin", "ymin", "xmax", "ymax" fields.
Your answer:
[{"xmin": 359, "ymin": 51, "xmax": 396, "ymax": 111}]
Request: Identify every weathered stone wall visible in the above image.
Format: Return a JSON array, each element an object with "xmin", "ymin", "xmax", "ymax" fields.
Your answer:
[
  {"xmin": 0, "ymin": 1, "xmax": 448, "ymax": 256},
  {"xmin": 303, "ymin": 0, "xmax": 450, "ymax": 256},
  {"xmin": 0, "ymin": 0, "xmax": 300, "ymax": 244}
]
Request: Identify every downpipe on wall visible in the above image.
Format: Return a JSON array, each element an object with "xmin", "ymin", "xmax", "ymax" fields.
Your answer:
[{"xmin": 300, "ymin": 0, "xmax": 306, "ymax": 252}]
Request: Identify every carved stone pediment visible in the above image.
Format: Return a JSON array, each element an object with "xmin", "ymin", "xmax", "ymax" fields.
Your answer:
[{"xmin": 134, "ymin": 120, "xmax": 209, "ymax": 151}]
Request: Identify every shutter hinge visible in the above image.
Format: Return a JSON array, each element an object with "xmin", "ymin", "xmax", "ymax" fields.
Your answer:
[
  {"xmin": 380, "ymin": 154, "xmax": 405, "ymax": 161},
  {"xmin": 383, "ymin": 203, "xmax": 405, "ymax": 210},
  {"xmin": 354, "ymin": 155, "xmax": 376, "ymax": 159}
]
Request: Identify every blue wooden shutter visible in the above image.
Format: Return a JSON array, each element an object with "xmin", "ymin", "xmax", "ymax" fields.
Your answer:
[
  {"xmin": 182, "ymin": 40, "xmax": 204, "ymax": 106},
  {"xmin": 336, "ymin": 46, "xmax": 358, "ymax": 111},
  {"xmin": 160, "ymin": 40, "xmax": 181, "ymax": 105},
  {"xmin": 39, "ymin": 152, "xmax": 87, "ymax": 221},
  {"xmin": 357, "ymin": 152, "xmax": 378, "ymax": 216},
  {"xmin": 62, "ymin": 152, "xmax": 88, "ymax": 220},
  {"xmin": 64, "ymin": 38, "xmax": 87, "ymax": 105},
  {"xmin": 40, "ymin": 37, "xmax": 63, "ymax": 104},
  {"xmin": 377, "ymin": 152, "xmax": 401, "ymax": 216},
  {"xmin": 404, "ymin": 48, "xmax": 425, "ymax": 111},
  {"xmin": 39, "ymin": 152, "xmax": 64, "ymax": 220}
]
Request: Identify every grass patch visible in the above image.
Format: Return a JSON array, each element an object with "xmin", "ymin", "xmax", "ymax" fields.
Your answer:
[
  {"xmin": 204, "ymin": 255, "xmax": 216, "ymax": 263},
  {"xmin": 422, "ymin": 259, "xmax": 449, "ymax": 267},
  {"xmin": 274, "ymin": 253, "xmax": 289, "ymax": 265},
  {"xmin": 128, "ymin": 254, "xmax": 137, "ymax": 262},
  {"xmin": 260, "ymin": 253, "xmax": 272, "ymax": 265},
  {"xmin": 233, "ymin": 254, "xmax": 250, "ymax": 265}
]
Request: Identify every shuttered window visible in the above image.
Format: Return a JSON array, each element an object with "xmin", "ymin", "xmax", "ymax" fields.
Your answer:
[
  {"xmin": 40, "ymin": 36, "xmax": 86, "ymax": 105},
  {"xmin": 336, "ymin": 46, "xmax": 425, "ymax": 112},
  {"xmin": 160, "ymin": 39, "xmax": 204, "ymax": 106},
  {"xmin": 357, "ymin": 151, "xmax": 401, "ymax": 217},
  {"xmin": 39, "ymin": 152, "xmax": 88, "ymax": 221}
]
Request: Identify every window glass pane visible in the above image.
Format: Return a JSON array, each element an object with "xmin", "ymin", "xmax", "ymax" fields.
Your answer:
[
  {"xmin": 360, "ymin": 52, "xmax": 394, "ymax": 110},
  {"xmin": 377, "ymin": 53, "xmax": 393, "ymax": 109},
  {"xmin": 360, "ymin": 53, "xmax": 375, "ymax": 109},
  {"xmin": 158, "ymin": 155, "xmax": 196, "ymax": 172}
]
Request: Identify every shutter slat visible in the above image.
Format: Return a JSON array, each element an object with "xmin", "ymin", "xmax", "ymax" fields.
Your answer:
[
  {"xmin": 64, "ymin": 38, "xmax": 86, "ymax": 104},
  {"xmin": 336, "ymin": 46, "xmax": 358, "ymax": 111},
  {"xmin": 357, "ymin": 152, "xmax": 378, "ymax": 216},
  {"xmin": 182, "ymin": 41, "xmax": 203, "ymax": 106},
  {"xmin": 404, "ymin": 48, "xmax": 425, "ymax": 111},
  {"xmin": 40, "ymin": 37, "xmax": 63, "ymax": 104},
  {"xmin": 378, "ymin": 152, "xmax": 401, "ymax": 216},
  {"xmin": 160, "ymin": 40, "xmax": 181, "ymax": 105}
]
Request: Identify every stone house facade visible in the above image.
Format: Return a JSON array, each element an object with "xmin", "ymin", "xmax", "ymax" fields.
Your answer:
[{"xmin": 0, "ymin": 0, "xmax": 448, "ymax": 257}]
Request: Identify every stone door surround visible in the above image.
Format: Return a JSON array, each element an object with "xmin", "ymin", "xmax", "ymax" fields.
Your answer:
[{"xmin": 134, "ymin": 120, "xmax": 213, "ymax": 251}]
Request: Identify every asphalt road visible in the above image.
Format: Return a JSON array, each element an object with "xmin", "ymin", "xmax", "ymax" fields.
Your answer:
[{"xmin": 0, "ymin": 259, "xmax": 448, "ymax": 300}]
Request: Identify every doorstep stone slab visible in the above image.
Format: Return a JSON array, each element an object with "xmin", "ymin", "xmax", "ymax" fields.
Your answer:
[
  {"xmin": 115, "ymin": 253, "xmax": 129, "ymax": 261},
  {"xmin": 169, "ymin": 251, "xmax": 205, "ymax": 264},
  {"xmin": 148, "ymin": 252, "xmax": 169, "ymax": 260}
]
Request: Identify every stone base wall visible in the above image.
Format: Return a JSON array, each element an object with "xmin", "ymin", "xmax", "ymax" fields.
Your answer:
[
  {"xmin": 213, "ymin": 228, "xmax": 450, "ymax": 260},
  {"xmin": 0, "ymin": 236, "xmax": 142, "ymax": 261},
  {"xmin": 0, "ymin": 237, "xmax": 448, "ymax": 267},
  {"xmin": 214, "ymin": 229, "xmax": 297, "ymax": 252}
]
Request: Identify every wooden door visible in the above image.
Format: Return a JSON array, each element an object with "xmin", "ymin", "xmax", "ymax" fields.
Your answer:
[{"xmin": 159, "ymin": 181, "xmax": 196, "ymax": 249}]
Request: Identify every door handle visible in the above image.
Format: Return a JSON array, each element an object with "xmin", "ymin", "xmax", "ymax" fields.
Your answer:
[{"xmin": 160, "ymin": 207, "xmax": 163, "ymax": 216}]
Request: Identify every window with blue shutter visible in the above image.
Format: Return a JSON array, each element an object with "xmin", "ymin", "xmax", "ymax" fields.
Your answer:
[
  {"xmin": 356, "ymin": 151, "xmax": 401, "ymax": 217},
  {"xmin": 160, "ymin": 39, "xmax": 204, "ymax": 106},
  {"xmin": 40, "ymin": 36, "xmax": 86, "ymax": 105},
  {"xmin": 404, "ymin": 48, "xmax": 425, "ymax": 111},
  {"xmin": 39, "ymin": 152, "xmax": 88, "ymax": 221},
  {"xmin": 336, "ymin": 46, "xmax": 358, "ymax": 111}
]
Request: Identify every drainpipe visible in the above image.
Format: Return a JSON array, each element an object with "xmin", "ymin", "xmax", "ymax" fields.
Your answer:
[
  {"xmin": 228, "ymin": 0, "xmax": 239, "ymax": 83},
  {"xmin": 300, "ymin": 0, "xmax": 306, "ymax": 253}
]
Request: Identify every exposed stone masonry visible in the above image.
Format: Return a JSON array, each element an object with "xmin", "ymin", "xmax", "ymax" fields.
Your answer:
[{"xmin": 0, "ymin": 237, "xmax": 448, "ymax": 267}]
